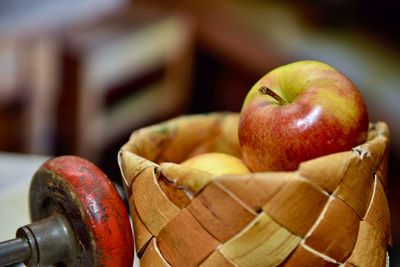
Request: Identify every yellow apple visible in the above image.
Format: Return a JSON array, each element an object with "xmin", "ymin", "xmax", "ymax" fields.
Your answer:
[{"xmin": 181, "ymin": 152, "xmax": 250, "ymax": 176}]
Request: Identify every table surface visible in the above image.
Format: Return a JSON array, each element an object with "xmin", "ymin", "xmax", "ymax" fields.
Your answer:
[
  {"xmin": 0, "ymin": 153, "xmax": 50, "ymax": 240},
  {"xmin": 0, "ymin": 153, "xmax": 49, "ymax": 266}
]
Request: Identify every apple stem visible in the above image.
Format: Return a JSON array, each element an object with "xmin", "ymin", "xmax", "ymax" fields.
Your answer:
[{"xmin": 258, "ymin": 86, "xmax": 288, "ymax": 105}]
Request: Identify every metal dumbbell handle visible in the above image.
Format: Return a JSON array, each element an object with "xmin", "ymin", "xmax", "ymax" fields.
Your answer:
[
  {"xmin": 0, "ymin": 213, "xmax": 78, "ymax": 266},
  {"xmin": 0, "ymin": 238, "xmax": 30, "ymax": 266}
]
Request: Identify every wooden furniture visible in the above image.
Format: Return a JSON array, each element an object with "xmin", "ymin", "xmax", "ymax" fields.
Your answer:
[{"xmin": 56, "ymin": 9, "xmax": 195, "ymax": 163}]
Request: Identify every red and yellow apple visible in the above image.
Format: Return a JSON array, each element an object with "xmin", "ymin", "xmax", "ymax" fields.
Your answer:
[
  {"xmin": 238, "ymin": 60, "xmax": 369, "ymax": 172},
  {"xmin": 181, "ymin": 152, "xmax": 250, "ymax": 176}
]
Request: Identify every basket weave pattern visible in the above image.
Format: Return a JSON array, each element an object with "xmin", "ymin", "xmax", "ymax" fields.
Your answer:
[{"xmin": 118, "ymin": 112, "xmax": 391, "ymax": 267}]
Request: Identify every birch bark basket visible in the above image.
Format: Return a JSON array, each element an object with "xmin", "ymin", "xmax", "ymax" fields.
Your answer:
[{"xmin": 118, "ymin": 112, "xmax": 391, "ymax": 267}]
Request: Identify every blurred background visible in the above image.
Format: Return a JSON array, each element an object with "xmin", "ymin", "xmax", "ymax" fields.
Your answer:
[{"xmin": 0, "ymin": 0, "xmax": 399, "ymax": 265}]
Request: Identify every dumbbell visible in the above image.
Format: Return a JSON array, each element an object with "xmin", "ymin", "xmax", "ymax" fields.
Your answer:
[{"xmin": 0, "ymin": 156, "xmax": 134, "ymax": 267}]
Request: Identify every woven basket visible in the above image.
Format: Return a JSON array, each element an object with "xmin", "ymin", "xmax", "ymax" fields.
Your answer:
[{"xmin": 118, "ymin": 112, "xmax": 391, "ymax": 267}]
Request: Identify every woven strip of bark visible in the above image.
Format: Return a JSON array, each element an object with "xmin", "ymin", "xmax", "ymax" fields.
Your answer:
[{"xmin": 118, "ymin": 112, "xmax": 391, "ymax": 267}]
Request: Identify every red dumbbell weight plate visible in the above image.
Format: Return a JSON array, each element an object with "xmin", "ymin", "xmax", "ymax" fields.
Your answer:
[{"xmin": 29, "ymin": 156, "xmax": 134, "ymax": 267}]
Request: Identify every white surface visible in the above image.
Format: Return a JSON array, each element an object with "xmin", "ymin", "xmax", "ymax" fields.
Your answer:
[
  {"xmin": 0, "ymin": 153, "xmax": 50, "ymax": 266},
  {"xmin": 0, "ymin": 153, "xmax": 50, "ymax": 241}
]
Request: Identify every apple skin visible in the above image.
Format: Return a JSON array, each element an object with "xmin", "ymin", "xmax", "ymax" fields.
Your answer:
[
  {"xmin": 181, "ymin": 152, "xmax": 251, "ymax": 176},
  {"xmin": 238, "ymin": 60, "xmax": 369, "ymax": 172}
]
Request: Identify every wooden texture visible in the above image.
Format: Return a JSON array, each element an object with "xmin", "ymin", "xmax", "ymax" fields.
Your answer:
[
  {"xmin": 199, "ymin": 250, "xmax": 236, "ymax": 267},
  {"xmin": 374, "ymin": 122, "xmax": 390, "ymax": 189},
  {"xmin": 132, "ymin": 167, "xmax": 180, "ymax": 236},
  {"xmin": 140, "ymin": 238, "xmax": 170, "ymax": 267},
  {"xmin": 160, "ymin": 162, "xmax": 217, "ymax": 194},
  {"xmin": 262, "ymin": 175, "xmax": 329, "ymax": 237},
  {"xmin": 298, "ymin": 151, "xmax": 352, "ymax": 193},
  {"xmin": 157, "ymin": 114, "xmax": 222, "ymax": 163},
  {"xmin": 345, "ymin": 221, "xmax": 387, "ymax": 267},
  {"xmin": 334, "ymin": 155, "xmax": 375, "ymax": 218},
  {"xmin": 118, "ymin": 150, "xmax": 158, "ymax": 191},
  {"xmin": 187, "ymin": 113, "xmax": 242, "ymax": 159},
  {"xmin": 187, "ymin": 181, "xmax": 257, "ymax": 242},
  {"xmin": 129, "ymin": 197, "xmax": 152, "ymax": 256},
  {"xmin": 220, "ymin": 212, "xmax": 302, "ymax": 267},
  {"xmin": 118, "ymin": 112, "xmax": 391, "ymax": 266},
  {"xmin": 157, "ymin": 208, "xmax": 219, "ymax": 266},
  {"xmin": 280, "ymin": 244, "xmax": 339, "ymax": 267},
  {"xmin": 304, "ymin": 196, "xmax": 360, "ymax": 262},
  {"xmin": 218, "ymin": 172, "xmax": 292, "ymax": 211},
  {"xmin": 364, "ymin": 175, "xmax": 392, "ymax": 246}
]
